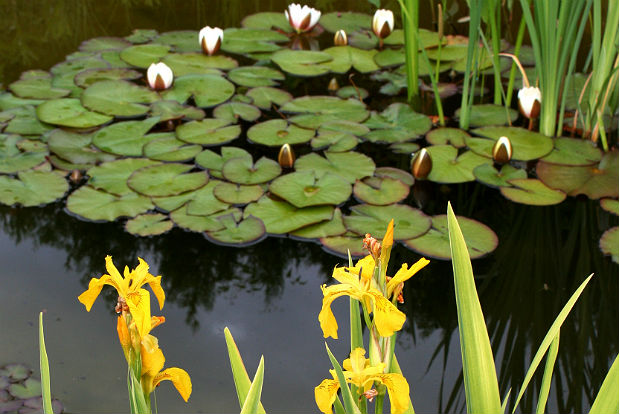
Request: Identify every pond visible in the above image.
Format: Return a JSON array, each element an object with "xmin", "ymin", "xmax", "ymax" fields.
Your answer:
[{"xmin": 0, "ymin": 1, "xmax": 618, "ymax": 413}]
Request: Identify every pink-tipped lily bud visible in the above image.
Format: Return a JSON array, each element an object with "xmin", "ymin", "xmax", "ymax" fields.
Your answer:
[
  {"xmin": 492, "ymin": 136, "xmax": 512, "ymax": 164},
  {"xmin": 285, "ymin": 3, "xmax": 321, "ymax": 33},
  {"xmin": 199, "ymin": 26, "xmax": 224, "ymax": 56},
  {"xmin": 411, "ymin": 148, "xmax": 432, "ymax": 179},
  {"xmin": 334, "ymin": 30, "xmax": 348, "ymax": 46},
  {"xmin": 518, "ymin": 86, "xmax": 541, "ymax": 119},
  {"xmin": 372, "ymin": 9, "xmax": 394, "ymax": 39},
  {"xmin": 147, "ymin": 62, "xmax": 174, "ymax": 91}
]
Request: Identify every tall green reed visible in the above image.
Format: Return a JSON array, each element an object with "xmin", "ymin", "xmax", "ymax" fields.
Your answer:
[
  {"xmin": 398, "ymin": 0, "xmax": 420, "ymax": 103},
  {"xmin": 458, "ymin": 0, "xmax": 482, "ymax": 130}
]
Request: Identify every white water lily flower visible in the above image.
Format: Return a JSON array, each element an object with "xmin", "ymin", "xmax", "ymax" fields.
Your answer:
[
  {"xmin": 372, "ymin": 9, "xmax": 394, "ymax": 39},
  {"xmin": 199, "ymin": 26, "xmax": 224, "ymax": 55},
  {"xmin": 285, "ymin": 3, "xmax": 321, "ymax": 33},
  {"xmin": 518, "ymin": 86, "xmax": 541, "ymax": 119},
  {"xmin": 146, "ymin": 62, "xmax": 173, "ymax": 91}
]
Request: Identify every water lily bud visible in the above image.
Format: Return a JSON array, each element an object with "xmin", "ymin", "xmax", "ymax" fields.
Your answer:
[
  {"xmin": 334, "ymin": 30, "xmax": 348, "ymax": 46},
  {"xmin": 278, "ymin": 143, "xmax": 295, "ymax": 168},
  {"xmin": 492, "ymin": 136, "xmax": 512, "ymax": 164},
  {"xmin": 411, "ymin": 148, "xmax": 432, "ymax": 179},
  {"xmin": 199, "ymin": 26, "xmax": 224, "ymax": 56},
  {"xmin": 146, "ymin": 62, "xmax": 174, "ymax": 90},
  {"xmin": 372, "ymin": 9, "xmax": 394, "ymax": 39},
  {"xmin": 285, "ymin": 3, "xmax": 321, "ymax": 33},
  {"xmin": 518, "ymin": 86, "xmax": 541, "ymax": 119},
  {"xmin": 327, "ymin": 77, "xmax": 339, "ymax": 92}
]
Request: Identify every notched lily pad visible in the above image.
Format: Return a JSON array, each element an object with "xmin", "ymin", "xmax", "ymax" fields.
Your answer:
[
  {"xmin": 291, "ymin": 208, "xmax": 347, "ymax": 239},
  {"xmin": 247, "ymin": 119, "xmax": 315, "ymax": 146},
  {"xmin": 228, "ymin": 66, "xmax": 284, "ymax": 87},
  {"xmin": 319, "ymin": 12, "xmax": 372, "ymax": 33},
  {"xmin": 213, "ymin": 102, "xmax": 261, "ymax": 123},
  {"xmin": 245, "ymin": 86, "xmax": 292, "ymax": 110},
  {"xmin": 222, "ymin": 28, "xmax": 288, "ymax": 55},
  {"xmin": 87, "ymin": 158, "xmax": 160, "ymax": 196},
  {"xmin": 222, "ymin": 151, "xmax": 281, "ymax": 185},
  {"xmin": 66, "ymin": 186, "xmax": 154, "ymax": 221},
  {"xmin": 0, "ymin": 171, "xmax": 68, "ymax": 207},
  {"xmin": 425, "ymin": 145, "xmax": 492, "ymax": 183},
  {"xmin": 600, "ymin": 198, "xmax": 619, "ymax": 215},
  {"xmin": 176, "ymin": 118, "xmax": 241, "ymax": 146},
  {"xmin": 213, "ymin": 181, "xmax": 264, "ymax": 205},
  {"xmin": 92, "ymin": 117, "xmax": 160, "ymax": 156},
  {"xmin": 9, "ymin": 71, "xmax": 71, "ymax": 100},
  {"xmin": 269, "ymin": 170, "xmax": 351, "ymax": 208},
  {"xmin": 48, "ymin": 129, "xmax": 117, "ymax": 165},
  {"xmin": 119, "ymin": 44, "xmax": 171, "ymax": 68},
  {"xmin": 353, "ymin": 176, "xmax": 410, "ymax": 205},
  {"xmin": 599, "ymin": 226, "xmax": 619, "ymax": 263},
  {"xmin": 153, "ymin": 180, "xmax": 227, "ymax": 215},
  {"xmin": 241, "ymin": 12, "xmax": 291, "ymax": 31},
  {"xmin": 500, "ymin": 178, "xmax": 567, "ymax": 206},
  {"xmin": 8, "ymin": 378, "xmax": 41, "ymax": 399},
  {"xmin": 74, "ymin": 68, "xmax": 142, "ymax": 88},
  {"xmin": 473, "ymin": 163, "xmax": 527, "ymax": 188},
  {"xmin": 271, "ymin": 50, "xmax": 332, "ymax": 76},
  {"xmin": 36, "ymin": 98, "xmax": 113, "ymax": 128},
  {"xmin": 455, "ymin": 104, "xmax": 518, "ymax": 127},
  {"xmin": 0, "ymin": 364, "xmax": 31, "ymax": 381},
  {"xmin": 295, "ymin": 151, "xmax": 375, "ymax": 184},
  {"xmin": 244, "ymin": 196, "xmax": 334, "ymax": 234},
  {"xmin": 142, "ymin": 134, "xmax": 202, "ymax": 162},
  {"xmin": 375, "ymin": 167, "xmax": 414, "ymax": 186},
  {"xmin": 364, "ymin": 103, "xmax": 431, "ymax": 143},
  {"xmin": 150, "ymin": 100, "xmax": 206, "ymax": 122},
  {"xmin": 425, "ymin": 127, "xmax": 469, "ymax": 148},
  {"xmin": 205, "ymin": 213, "xmax": 266, "ymax": 246},
  {"xmin": 281, "ymin": 96, "xmax": 369, "ymax": 128},
  {"xmin": 128, "ymin": 163, "xmax": 208, "ymax": 197},
  {"xmin": 320, "ymin": 46, "xmax": 380, "ymax": 74},
  {"xmin": 163, "ymin": 53, "xmax": 236, "ymax": 76},
  {"xmin": 81, "ymin": 80, "xmax": 160, "ymax": 117},
  {"xmin": 539, "ymin": 137, "xmax": 602, "ymax": 166},
  {"xmin": 162, "ymin": 74, "xmax": 235, "ymax": 108},
  {"xmin": 79, "ymin": 37, "xmax": 131, "ymax": 52},
  {"xmin": 469, "ymin": 126, "xmax": 554, "ymax": 161},
  {"xmin": 125, "ymin": 213, "xmax": 173, "ymax": 236},
  {"xmin": 0, "ymin": 134, "xmax": 47, "ymax": 173},
  {"xmin": 170, "ymin": 206, "xmax": 240, "ymax": 233},
  {"xmin": 320, "ymin": 233, "xmax": 367, "ymax": 258},
  {"xmin": 344, "ymin": 204, "xmax": 431, "ymax": 240}
]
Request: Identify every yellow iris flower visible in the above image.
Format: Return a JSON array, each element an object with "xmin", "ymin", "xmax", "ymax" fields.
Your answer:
[
  {"xmin": 315, "ymin": 348, "xmax": 409, "ymax": 414},
  {"xmin": 140, "ymin": 343, "xmax": 192, "ymax": 402},
  {"xmin": 78, "ymin": 256, "xmax": 165, "ymax": 338}
]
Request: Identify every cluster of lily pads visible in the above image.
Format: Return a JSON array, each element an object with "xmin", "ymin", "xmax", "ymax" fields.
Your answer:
[
  {"xmin": 0, "ymin": 9, "xmax": 617, "ymax": 260},
  {"xmin": 0, "ymin": 363, "xmax": 62, "ymax": 414}
]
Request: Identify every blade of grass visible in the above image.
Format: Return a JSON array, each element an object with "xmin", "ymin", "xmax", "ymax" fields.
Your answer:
[
  {"xmin": 39, "ymin": 312, "xmax": 53, "ymax": 414},
  {"xmin": 240, "ymin": 356, "xmax": 265, "ymax": 414},
  {"xmin": 535, "ymin": 332, "xmax": 559, "ymax": 414},
  {"xmin": 447, "ymin": 202, "xmax": 502, "ymax": 414},
  {"xmin": 501, "ymin": 389, "xmax": 512, "ymax": 413},
  {"xmin": 589, "ymin": 354, "xmax": 619, "ymax": 414},
  {"xmin": 325, "ymin": 343, "xmax": 361, "ymax": 414}
]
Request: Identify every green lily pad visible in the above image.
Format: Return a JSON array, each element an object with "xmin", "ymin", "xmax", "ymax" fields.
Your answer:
[
  {"xmin": 4, "ymin": 105, "xmax": 54, "ymax": 135},
  {"xmin": 155, "ymin": 30, "xmax": 199, "ymax": 52},
  {"xmin": 353, "ymin": 176, "xmax": 410, "ymax": 205},
  {"xmin": 36, "ymin": 98, "xmax": 113, "ymax": 128},
  {"xmin": 245, "ymin": 86, "xmax": 292, "ymax": 110},
  {"xmin": 9, "ymin": 378, "xmax": 41, "ymax": 399},
  {"xmin": 320, "ymin": 46, "xmax": 380, "ymax": 73},
  {"xmin": 0, "ymin": 170, "xmax": 68, "ymax": 207},
  {"xmin": 125, "ymin": 29, "xmax": 159, "ymax": 44},
  {"xmin": 67, "ymin": 185, "xmax": 154, "ymax": 221},
  {"xmin": 319, "ymin": 120, "xmax": 370, "ymax": 136},
  {"xmin": 162, "ymin": 53, "xmax": 236, "ymax": 75},
  {"xmin": 282, "ymin": 96, "xmax": 369, "ymax": 128},
  {"xmin": 48, "ymin": 129, "xmax": 117, "ymax": 165},
  {"xmin": 0, "ymin": 92, "xmax": 45, "ymax": 110},
  {"xmin": 600, "ymin": 226, "xmax": 619, "ymax": 263},
  {"xmin": 337, "ymin": 86, "xmax": 369, "ymax": 100},
  {"xmin": 271, "ymin": 49, "xmax": 333, "ymax": 76},
  {"xmin": 295, "ymin": 151, "xmax": 375, "ymax": 184},
  {"xmin": 195, "ymin": 146, "xmax": 248, "ymax": 178},
  {"xmin": 48, "ymin": 155, "xmax": 93, "ymax": 171},
  {"xmin": 0, "ymin": 134, "xmax": 47, "ymax": 173},
  {"xmin": 389, "ymin": 142, "xmax": 421, "ymax": 154},
  {"xmin": 600, "ymin": 198, "xmax": 619, "ymax": 215},
  {"xmin": 320, "ymin": 12, "xmax": 372, "ymax": 33},
  {"xmin": 425, "ymin": 145, "xmax": 492, "ymax": 183},
  {"xmin": 81, "ymin": 80, "xmax": 160, "ymax": 117},
  {"xmin": 241, "ymin": 12, "xmax": 291, "ymax": 31},
  {"xmin": 213, "ymin": 102, "xmax": 261, "ymax": 123},
  {"xmin": 385, "ymin": 28, "xmax": 443, "ymax": 49},
  {"xmin": 364, "ymin": 103, "xmax": 431, "ymax": 142},
  {"xmin": 320, "ymin": 233, "xmax": 367, "ymax": 258},
  {"xmin": 403, "ymin": 214, "xmax": 498, "ymax": 260},
  {"xmin": 500, "ymin": 178, "xmax": 567, "ymax": 205},
  {"xmin": 87, "ymin": 158, "xmax": 160, "ymax": 196},
  {"xmin": 125, "ymin": 213, "xmax": 173, "ymax": 236},
  {"xmin": 205, "ymin": 214, "xmax": 266, "ymax": 246},
  {"xmin": 143, "ymin": 133, "xmax": 202, "ymax": 162},
  {"xmin": 344, "ymin": 204, "xmax": 431, "ymax": 240},
  {"xmin": 79, "ymin": 37, "xmax": 131, "ymax": 52},
  {"xmin": 228, "ymin": 66, "xmax": 284, "ymax": 87},
  {"xmin": 9, "ymin": 71, "xmax": 71, "ymax": 100},
  {"xmin": 170, "ymin": 206, "xmax": 240, "ymax": 232},
  {"xmin": 291, "ymin": 207, "xmax": 347, "ymax": 239},
  {"xmin": 247, "ymin": 119, "xmax": 315, "ymax": 146},
  {"xmin": 213, "ymin": 181, "xmax": 264, "ymax": 205},
  {"xmin": 269, "ymin": 170, "xmax": 351, "ymax": 208},
  {"xmin": 119, "ymin": 44, "xmax": 171, "ymax": 68},
  {"xmin": 175, "ymin": 118, "xmax": 241, "ymax": 146},
  {"xmin": 162, "ymin": 74, "xmax": 235, "ymax": 107},
  {"xmin": 222, "ymin": 28, "xmax": 288, "ymax": 55},
  {"xmin": 455, "ymin": 104, "xmax": 518, "ymax": 127},
  {"xmin": 101, "ymin": 51, "xmax": 131, "ymax": 68},
  {"xmin": 311, "ymin": 131, "xmax": 358, "ymax": 152},
  {"xmin": 468, "ymin": 126, "xmax": 554, "ymax": 161},
  {"xmin": 244, "ymin": 196, "xmax": 334, "ymax": 234},
  {"xmin": 536, "ymin": 151, "xmax": 619, "ymax": 199},
  {"xmin": 473, "ymin": 163, "xmax": 528, "ymax": 188},
  {"xmin": 375, "ymin": 167, "xmax": 414, "ymax": 186},
  {"xmin": 128, "ymin": 163, "xmax": 208, "ymax": 197},
  {"xmin": 539, "ymin": 137, "xmax": 602, "ymax": 166},
  {"xmin": 0, "ymin": 364, "xmax": 31, "ymax": 381},
  {"xmin": 150, "ymin": 100, "xmax": 206, "ymax": 121},
  {"xmin": 425, "ymin": 127, "xmax": 469, "ymax": 148},
  {"xmin": 74, "ymin": 67, "xmax": 143, "ymax": 88},
  {"xmin": 374, "ymin": 48, "xmax": 406, "ymax": 68},
  {"xmin": 222, "ymin": 152, "xmax": 281, "ymax": 185},
  {"xmin": 93, "ymin": 117, "xmax": 160, "ymax": 156},
  {"xmin": 153, "ymin": 180, "xmax": 228, "ymax": 214}
]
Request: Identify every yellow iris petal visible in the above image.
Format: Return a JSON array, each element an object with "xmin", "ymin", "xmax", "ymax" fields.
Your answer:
[
  {"xmin": 141, "ymin": 346, "xmax": 165, "ymax": 379},
  {"xmin": 346, "ymin": 255, "xmax": 376, "ymax": 281},
  {"xmin": 154, "ymin": 367, "xmax": 192, "ymax": 402},
  {"xmin": 386, "ymin": 258, "xmax": 430, "ymax": 297},
  {"xmin": 375, "ymin": 373, "xmax": 410, "ymax": 414},
  {"xmin": 314, "ymin": 379, "xmax": 340, "ymax": 414},
  {"xmin": 105, "ymin": 255, "xmax": 128, "ymax": 294},
  {"xmin": 318, "ymin": 284, "xmax": 359, "ymax": 339},
  {"xmin": 380, "ymin": 219, "xmax": 394, "ymax": 266},
  {"xmin": 332, "ymin": 267, "xmax": 363, "ymax": 287},
  {"xmin": 126, "ymin": 289, "xmax": 151, "ymax": 338},
  {"xmin": 370, "ymin": 292, "xmax": 406, "ymax": 337}
]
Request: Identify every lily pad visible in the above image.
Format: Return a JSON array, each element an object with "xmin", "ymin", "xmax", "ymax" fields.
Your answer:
[
  {"xmin": 48, "ymin": 129, "xmax": 117, "ymax": 165},
  {"xmin": 353, "ymin": 176, "xmax": 410, "ymax": 205},
  {"xmin": 128, "ymin": 163, "xmax": 208, "ymax": 197},
  {"xmin": 195, "ymin": 146, "xmax": 249, "ymax": 179},
  {"xmin": 0, "ymin": 134, "xmax": 47, "ymax": 174},
  {"xmin": 364, "ymin": 103, "xmax": 431, "ymax": 142},
  {"xmin": 599, "ymin": 227, "xmax": 619, "ymax": 263},
  {"xmin": 150, "ymin": 100, "xmax": 206, "ymax": 122},
  {"xmin": 455, "ymin": 104, "xmax": 518, "ymax": 127},
  {"xmin": 228, "ymin": 66, "xmax": 284, "ymax": 87},
  {"xmin": 36, "ymin": 98, "xmax": 113, "ymax": 128},
  {"xmin": 539, "ymin": 137, "xmax": 602, "ymax": 166},
  {"xmin": 0, "ymin": 364, "xmax": 31, "ymax": 381},
  {"xmin": 344, "ymin": 204, "xmax": 431, "ymax": 240},
  {"xmin": 600, "ymin": 199, "xmax": 619, "ymax": 215},
  {"xmin": 311, "ymin": 131, "xmax": 358, "ymax": 152},
  {"xmin": 247, "ymin": 119, "xmax": 315, "ymax": 146},
  {"xmin": 337, "ymin": 86, "xmax": 369, "ymax": 100},
  {"xmin": 245, "ymin": 86, "xmax": 292, "ymax": 110},
  {"xmin": 79, "ymin": 37, "xmax": 131, "ymax": 52},
  {"xmin": 170, "ymin": 206, "xmax": 241, "ymax": 232},
  {"xmin": 389, "ymin": 142, "xmax": 420, "ymax": 155},
  {"xmin": 81, "ymin": 80, "xmax": 160, "ymax": 117},
  {"xmin": 87, "ymin": 158, "xmax": 160, "ymax": 196},
  {"xmin": 269, "ymin": 170, "xmax": 351, "ymax": 208},
  {"xmin": 271, "ymin": 49, "xmax": 333, "ymax": 76},
  {"xmin": 222, "ymin": 152, "xmax": 281, "ymax": 185},
  {"xmin": 375, "ymin": 167, "xmax": 414, "ymax": 186},
  {"xmin": 244, "ymin": 196, "xmax": 334, "ymax": 234},
  {"xmin": 155, "ymin": 30, "xmax": 200, "ymax": 52},
  {"xmin": 125, "ymin": 213, "xmax": 173, "ymax": 236},
  {"xmin": 92, "ymin": 117, "xmax": 160, "ymax": 156},
  {"xmin": 241, "ymin": 12, "xmax": 291, "ymax": 31},
  {"xmin": 162, "ymin": 74, "xmax": 235, "ymax": 108},
  {"xmin": 66, "ymin": 186, "xmax": 154, "ymax": 221},
  {"xmin": 176, "ymin": 118, "xmax": 241, "ymax": 146},
  {"xmin": 500, "ymin": 178, "xmax": 567, "ymax": 206},
  {"xmin": 320, "ymin": 233, "xmax": 367, "ymax": 258},
  {"xmin": 319, "ymin": 12, "xmax": 372, "ymax": 33},
  {"xmin": 143, "ymin": 133, "xmax": 202, "ymax": 162},
  {"xmin": 125, "ymin": 29, "xmax": 159, "ymax": 44},
  {"xmin": 153, "ymin": 180, "xmax": 228, "ymax": 215},
  {"xmin": 162, "ymin": 53, "xmax": 236, "ymax": 75},
  {"xmin": 468, "ymin": 126, "xmax": 554, "ymax": 161},
  {"xmin": 0, "ymin": 93, "xmax": 44, "ymax": 111},
  {"xmin": 291, "ymin": 208, "xmax": 347, "ymax": 239},
  {"xmin": 213, "ymin": 102, "xmax": 261, "ymax": 123},
  {"xmin": 473, "ymin": 163, "xmax": 528, "ymax": 188},
  {"xmin": 283, "ymin": 95, "xmax": 368, "ymax": 123},
  {"xmin": 295, "ymin": 151, "xmax": 375, "ymax": 183},
  {"xmin": 425, "ymin": 145, "xmax": 492, "ymax": 183},
  {"xmin": 213, "ymin": 182, "xmax": 264, "ymax": 205},
  {"xmin": 0, "ymin": 171, "xmax": 68, "ymax": 207},
  {"xmin": 425, "ymin": 127, "xmax": 469, "ymax": 148},
  {"xmin": 8, "ymin": 379, "xmax": 41, "ymax": 399},
  {"xmin": 536, "ymin": 151, "xmax": 619, "ymax": 199},
  {"xmin": 222, "ymin": 28, "xmax": 288, "ymax": 55},
  {"xmin": 205, "ymin": 214, "xmax": 266, "ymax": 246},
  {"xmin": 119, "ymin": 44, "xmax": 171, "ymax": 68},
  {"xmin": 74, "ymin": 67, "xmax": 143, "ymax": 88},
  {"xmin": 374, "ymin": 48, "xmax": 406, "ymax": 68},
  {"xmin": 320, "ymin": 46, "xmax": 380, "ymax": 73},
  {"xmin": 403, "ymin": 214, "xmax": 498, "ymax": 260},
  {"xmin": 9, "ymin": 71, "xmax": 70, "ymax": 100}
]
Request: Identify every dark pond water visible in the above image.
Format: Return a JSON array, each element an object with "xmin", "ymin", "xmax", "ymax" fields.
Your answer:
[{"xmin": 0, "ymin": 1, "xmax": 618, "ymax": 413}]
